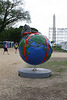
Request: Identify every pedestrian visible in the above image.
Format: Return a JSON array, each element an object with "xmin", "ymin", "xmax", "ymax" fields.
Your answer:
[
  {"xmin": 3, "ymin": 43, "xmax": 9, "ymax": 55},
  {"xmin": 14, "ymin": 42, "xmax": 18, "ymax": 53}
]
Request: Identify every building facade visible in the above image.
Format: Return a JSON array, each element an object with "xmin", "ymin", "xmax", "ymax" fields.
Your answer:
[
  {"xmin": 56, "ymin": 28, "xmax": 67, "ymax": 44},
  {"xmin": 48, "ymin": 27, "xmax": 67, "ymax": 44},
  {"xmin": 60, "ymin": 41, "xmax": 67, "ymax": 50}
]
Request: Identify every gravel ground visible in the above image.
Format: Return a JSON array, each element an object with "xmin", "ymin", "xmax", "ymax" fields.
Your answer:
[{"xmin": 0, "ymin": 48, "xmax": 67, "ymax": 100}]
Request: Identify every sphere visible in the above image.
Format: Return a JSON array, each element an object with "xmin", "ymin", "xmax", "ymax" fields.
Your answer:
[{"xmin": 19, "ymin": 33, "xmax": 52, "ymax": 65}]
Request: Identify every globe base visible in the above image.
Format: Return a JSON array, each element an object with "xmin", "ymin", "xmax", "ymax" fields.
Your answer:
[{"xmin": 18, "ymin": 68, "xmax": 51, "ymax": 78}]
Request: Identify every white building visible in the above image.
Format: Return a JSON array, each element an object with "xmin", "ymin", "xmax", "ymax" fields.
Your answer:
[
  {"xmin": 48, "ymin": 27, "xmax": 67, "ymax": 44},
  {"xmin": 48, "ymin": 28, "xmax": 53, "ymax": 42},
  {"xmin": 60, "ymin": 41, "xmax": 67, "ymax": 50},
  {"xmin": 56, "ymin": 28, "xmax": 67, "ymax": 44}
]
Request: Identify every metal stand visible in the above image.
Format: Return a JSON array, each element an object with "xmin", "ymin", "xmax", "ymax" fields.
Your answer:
[{"xmin": 32, "ymin": 65, "xmax": 37, "ymax": 71}]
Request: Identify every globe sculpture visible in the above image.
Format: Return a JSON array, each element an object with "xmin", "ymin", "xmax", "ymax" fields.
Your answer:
[{"xmin": 18, "ymin": 24, "xmax": 52, "ymax": 78}]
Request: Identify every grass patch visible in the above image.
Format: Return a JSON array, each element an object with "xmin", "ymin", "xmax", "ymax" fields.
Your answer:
[
  {"xmin": 40, "ymin": 60, "xmax": 67, "ymax": 68},
  {"xmin": 29, "ymin": 60, "xmax": 67, "ymax": 73},
  {"xmin": 54, "ymin": 82, "xmax": 67, "ymax": 90},
  {"xmin": 28, "ymin": 60, "xmax": 67, "ymax": 78},
  {"xmin": 41, "ymin": 61, "xmax": 67, "ymax": 73},
  {"xmin": 52, "ymin": 46, "xmax": 67, "ymax": 52},
  {"xmin": 50, "ymin": 73, "xmax": 62, "ymax": 78},
  {"xmin": 56, "ymin": 68, "xmax": 67, "ymax": 72}
]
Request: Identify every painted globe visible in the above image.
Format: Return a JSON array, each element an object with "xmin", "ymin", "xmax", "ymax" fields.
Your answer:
[{"xmin": 19, "ymin": 33, "xmax": 52, "ymax": 65}]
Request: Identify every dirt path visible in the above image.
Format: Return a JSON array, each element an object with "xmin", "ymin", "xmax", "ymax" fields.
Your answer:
[{"xmin": 0, "ymin": 48, "xmax": 67, "ymax": 100}]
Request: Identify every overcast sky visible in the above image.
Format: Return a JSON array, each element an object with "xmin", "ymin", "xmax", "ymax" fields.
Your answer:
[{"xmin": 15, "ymin": 0, "xmax": 67, "ymax": 37}]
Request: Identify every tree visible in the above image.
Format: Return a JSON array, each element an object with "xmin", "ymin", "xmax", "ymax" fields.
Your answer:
[{"xmin": 0, "ymin": 0, "xmax": 31, "ymax": 33}]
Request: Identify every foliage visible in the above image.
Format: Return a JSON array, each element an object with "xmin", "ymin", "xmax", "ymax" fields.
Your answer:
[
  {"xmin": 0, "ymin": 26, "xmax": 39, "ymax": 44},
  {"xmin": 0, "ymin": 27, "xmax": 22, "ymax": 43},
  {"xmin": 0, "ymin": 0, "xmax": 31, "ymax": 33},
  {"xmin": 0, "ymin": 42, "xmax": 3, "ymax": 48}
]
